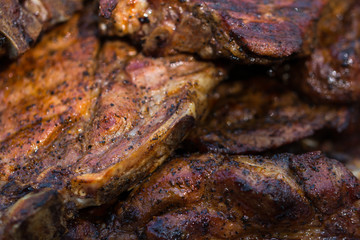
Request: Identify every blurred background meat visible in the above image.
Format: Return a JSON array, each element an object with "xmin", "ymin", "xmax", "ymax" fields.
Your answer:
[
  {"xmin": 0, "ymin": 0, "xmax": 83, "ymax": 58},
  {"xmin": 280, "ymin": 2, "xmax": 360, "ymax": 103},
  {"xmin": 186, "ymin": 76, "xmax": 350, "ymax": 154}
]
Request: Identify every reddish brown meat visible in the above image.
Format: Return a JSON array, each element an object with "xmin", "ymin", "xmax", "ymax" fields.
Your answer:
[
  {"xmin": 99, "ymin": 0, "xmax": 353, "ymax": 63},
  {"xmin": 66, "ymin": 152, "xmax": 360, "ymax": 239},
  {"xmin": 186, "ymin": 77, "xmax": 350, "ymax": 154},
  {"xmin": 0, "ymin": 12, "xmax": 225, "ymax": 239},
  {"xmin": 282, "ymin": 2, "xmax": 360, "ymax": 103},
  {"xmin": 0, "ymin": 12, "xmax": 100, "ymax": 240}
]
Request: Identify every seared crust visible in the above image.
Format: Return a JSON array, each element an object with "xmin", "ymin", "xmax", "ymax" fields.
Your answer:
[
  {"xmin": 187, "ymin": 77, "xmax": 350, "ymax": 154},
  {"xmin": 0, "ymin": 12, "xmax": 225, "ymax": 239},
  {"xmin": 99, "ymin": 0, "xmax": 353, "ymax": 63},
  {"xmin": 0, "ymin": 13, "xmax": 100, "ymax": 240},
  {"xmin": 69, "ymin": 43, "xmax": 224, "ymax": 206},
  {"xmin": 71, "ymin": 152, "xmax": 360, "ymax": 239}
]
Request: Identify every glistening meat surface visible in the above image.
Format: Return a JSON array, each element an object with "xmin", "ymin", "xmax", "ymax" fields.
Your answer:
[
  {"xmin": 0, "ymin": 13, "xmax": 225, "ymax": 239},
  {"xmin": 282, "ymin": 2, "xmax": 360, "ymax": 103},
  {"xmin": 99, "ymin": 0, "xmax": 354, "ymax": 63},
  {"xmin": 65, "ymin": 152, "xmax": 360, "ymax": 239}
]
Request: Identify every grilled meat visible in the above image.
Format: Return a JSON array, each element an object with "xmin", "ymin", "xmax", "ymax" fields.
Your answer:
[
  {"xmin": 66, "ymin": 40, "xmax": 224, "ymax": 207},
  {"xmin": 186, "ymin": 77, "xmax": 350, "ymax": 154},
  {"xmin": 66, "ymin": 152, "xmax": 360, "ymax": 239},
  {"xmin": 0, "ymin": 12, "xmax": 100, "ymax": 240},
  {"xmin": 281, "ymin": 2, "xmax": 360, "ymax": 103},
  {"xmin": 99, "ymin": 0, "xmax": 353, "ymax": 63},
  {"xmin": 0, "ymin": 0, "xmax": 83, "ymax": 58},
  {"xmin": 0, "ymin": 12, "xmax": 225, "ymax": 239}
]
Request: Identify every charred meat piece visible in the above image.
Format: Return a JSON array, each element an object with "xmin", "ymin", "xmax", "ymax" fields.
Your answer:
[
  {"xmin": 0, "ymin": 0, "xmax": 83, "ymax": 58},
  {"xmin": 77, "ymin": 152, "xmax": 360, "ymax": 239},
  {"xmin": 66, "ymin": 41, "xmax": 224, "ymax": 207},
  {"xmin": 0, "ymin": 13, "xmax": 100, "ymax": 240},
  {"xmin": 99, "ymin": 0, "xmax": 353, "ymax": 63},
  {"xmin": 186, "ymin": 77, "xmax": 349, "ymax": 154},
  {"xmin": 0, "ymin": 13, "xmax": 225, "ymax": 239},
  {"xmin": 282, "ymin": 2, "xmax": 360, "ymax": 103}
]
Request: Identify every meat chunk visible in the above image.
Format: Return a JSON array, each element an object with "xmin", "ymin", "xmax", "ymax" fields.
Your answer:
[
  {"xmin": 0, "ymin": 12, "xmax": 100, "ymax": 240},
  {"xmin": 67, "ymin": 41, "xmax": 224, "ymax": 207},
  {"xmin": 186, "ymin": 77, "xmax": 350, "ymax": 154},
  {"xmin": 282, "ymin": 2, "xmax": 360, "ymax": 103},
  {"xmin": 0, "ymin": 13, "xmax": 225, "ymax": 239},
  {"xmin": 72, "ymin": 152, "xmax": 360, "ymax": 239},
  {"xmin": 0, "ymin": 0, "xmax": 83, "ymax": 58},
  {"xmin": 99, "ymin": 0, "xmax": 353, "ymax": 63}
]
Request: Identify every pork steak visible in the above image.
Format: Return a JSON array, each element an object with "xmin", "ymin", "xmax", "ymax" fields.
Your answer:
[{"xmin": 0, "ymin": 13, "xmax": 225, "ymax": 239}]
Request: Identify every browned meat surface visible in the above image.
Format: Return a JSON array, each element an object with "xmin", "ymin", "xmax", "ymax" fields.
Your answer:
[
  {"xmin": 99, "ymin": 0, "xmax": 354, "ymax": 63},
  {"xmin": 66, "ymin": 152, "xmax": 360, "ymax": 239},
  {"xmin": 281, "ymin": 2, "xmax": 360, "ymax": 103},
  {"xmin": 186, "ymin": 77, "xmax": 350, "ymax": 154},
  {"xmin": 0, "ymin": 12, "xmax": 100, "ymax": 240},
  {"xmin": 0, "ymin": 0, "xmax": 83, "ymax": 58},
  {"xmin": 0, "ymin": 12, "xmax": 225, "ymax": 239}
]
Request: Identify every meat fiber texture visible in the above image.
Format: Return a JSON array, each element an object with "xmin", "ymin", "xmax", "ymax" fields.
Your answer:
[{"xmin": 0, "ymin": 13, "xmax": 225, "ymax": 239}]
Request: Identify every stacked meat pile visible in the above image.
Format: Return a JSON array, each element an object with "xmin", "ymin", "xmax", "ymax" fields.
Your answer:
[{"xmin": 0, "ymin": 0, "xmax": 360, "ymax": 239}]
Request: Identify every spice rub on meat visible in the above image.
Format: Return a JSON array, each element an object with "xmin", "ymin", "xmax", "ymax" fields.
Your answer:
[
  {"xmin": 0, "ymin": 13, "xmax": 225, "ymax": 239},
  {"xmin": 0, "ymin": 13, "xmax": 100, "ymax": 240},
  {"xmin": 66, "ymin": 152, "xmax": 360, "ymax": 239},
  {"xmin": 0, "ymin": 0, "xmax": 83, "ymax": 58},
  {"xmin": 99, "ymin": 0, "xmax": 353, "ymax": 63},
  {"xmin": 186, "ymin": 77, "xmax": 350, "ymax": 154}
]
